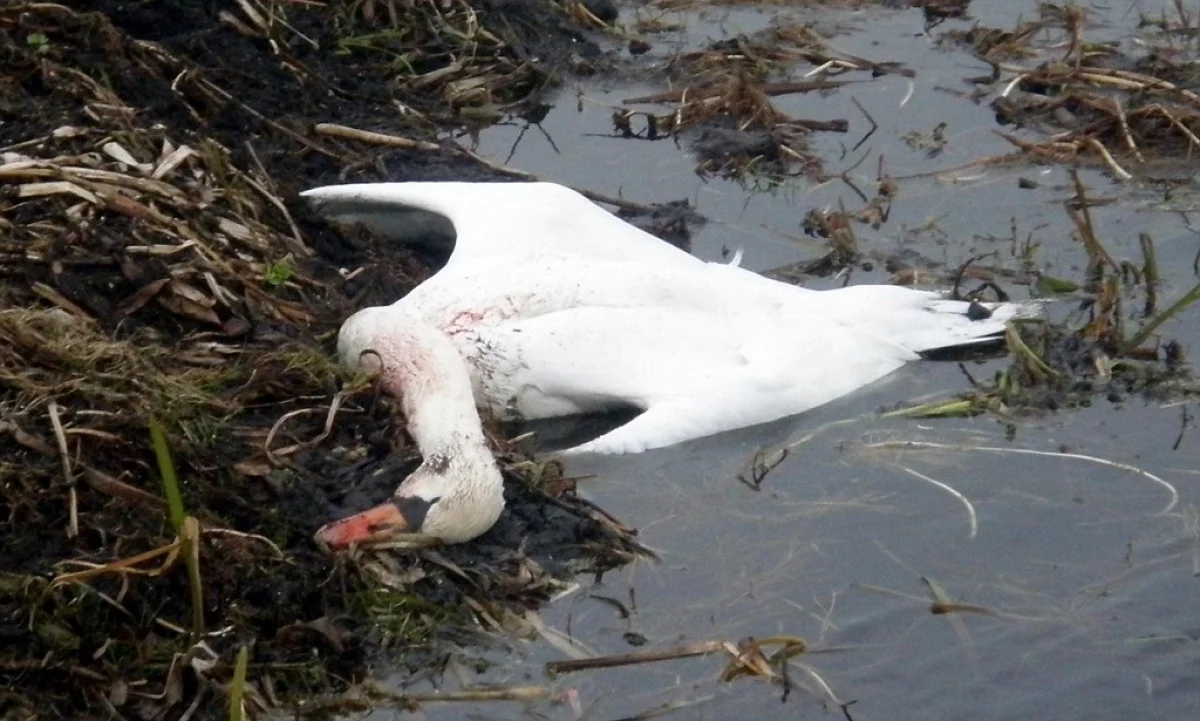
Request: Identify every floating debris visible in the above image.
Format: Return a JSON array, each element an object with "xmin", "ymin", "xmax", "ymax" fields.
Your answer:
[
  {"xmin": 612, "ymin": 21, "xmax": 892, "ymax": 178},
  {"xmin": 942, "ymin": 3, "xmax": 1200, "ymax": 177}
]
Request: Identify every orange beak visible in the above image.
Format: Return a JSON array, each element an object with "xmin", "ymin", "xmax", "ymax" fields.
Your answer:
[{"xmin": 315, "ymin": 501, "xmax": 409, "ymax": 549}]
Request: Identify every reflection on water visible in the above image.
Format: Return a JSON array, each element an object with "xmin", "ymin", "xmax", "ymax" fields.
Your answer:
[
  {"xmin": 376, "ymin": 1, "xmax": 1200, "ymax": 719},
  {"xmin": 539, "ymin": 374, "xmax": 1198, "ymax": 720}
]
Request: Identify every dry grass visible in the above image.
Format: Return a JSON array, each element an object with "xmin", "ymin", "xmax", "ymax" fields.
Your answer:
[
  {"xmin": 611, "ymin": 21, "xmax": 900, "ymax": 178},
  {"xmin": 942, "ymin": 2, "xmax": 1200, "ymax": 177},
  {"xmin": 0, "ymin": 3, "xmax": 650, "ymax": 719}
]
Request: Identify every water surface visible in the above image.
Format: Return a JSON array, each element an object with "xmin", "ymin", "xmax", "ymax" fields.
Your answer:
[{"xmin": 378, "ymin": 2, "xmax": 1200, "ymax": 718}]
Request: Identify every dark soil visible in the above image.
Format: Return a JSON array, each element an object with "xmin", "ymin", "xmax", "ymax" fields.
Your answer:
[{"xmin": 0, "ymin": 1, "xmax": 647, "ymax": 718}]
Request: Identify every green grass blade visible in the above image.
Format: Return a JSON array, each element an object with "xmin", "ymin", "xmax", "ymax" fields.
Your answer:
[
  {"xmin": 1126, "ymin": 280, "xmax": 1200, "ymax": 350},
  {"xmin": 230, "ymin": 644, "xmax": 249, "ymax": 721},
  {"xmin": 149, "ymin": 417, "xmax": 185, "ymax": 534}
]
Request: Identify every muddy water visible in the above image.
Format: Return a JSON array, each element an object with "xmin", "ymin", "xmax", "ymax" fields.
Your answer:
[{"xmin": 379, "ymin": 2, "xmax": 1199, "ymax": 719}]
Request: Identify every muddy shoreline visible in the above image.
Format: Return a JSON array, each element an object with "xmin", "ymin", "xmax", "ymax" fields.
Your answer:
[{"xmin": 0, "ymin": 1, "xmax": 646, "ymax": 717}]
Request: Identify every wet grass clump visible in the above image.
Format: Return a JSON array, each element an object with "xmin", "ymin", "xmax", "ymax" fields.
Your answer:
[
  {"xmin": 613, "ymin": 20, "xmax": 892, "ymax": 180},
  {"xmin": 942, "ymin": 2, "xmax": 1200, "ymax": 178},
  {"xmin": 891, "ymin": 173, "xmax": 1199, "ymax": 421}
]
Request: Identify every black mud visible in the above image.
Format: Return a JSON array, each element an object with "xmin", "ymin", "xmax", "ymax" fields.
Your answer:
[{"xmin": 0, "ymin": 1, "xmax": 646, "ymax": 718}]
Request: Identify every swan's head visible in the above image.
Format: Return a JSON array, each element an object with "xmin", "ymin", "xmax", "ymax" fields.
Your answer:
[
  {"xmin": 322, "ymin": 304, "xmax": 503, "ymax": 547},
  {"xmin": 315, "ymin": 451, "xmax": 505, "ymax": 548}
]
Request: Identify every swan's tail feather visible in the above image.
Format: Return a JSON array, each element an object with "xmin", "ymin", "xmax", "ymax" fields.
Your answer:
[
  {"xmin": 896, "ymin": 298, "xmax": 1043, "ymax": 354},
  {"xmin": 801, "ymin": 285, "xmax": 1042, "ymax": 355}
]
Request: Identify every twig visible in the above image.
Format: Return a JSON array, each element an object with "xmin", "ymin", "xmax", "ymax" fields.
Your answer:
[
  {"xmin": 1067, "ymin": 169, "xmax": 1120, "ymax": 273},
  {"xmin": 546, "ymin": 640, "xmax": 727, "ymax": 675},
  {"xmin": 864, "ymin": 441, "xmax": 1178, "ymax": 515},
  {"xmin": 622, "ymin": 79, "xmax": 855, "ymax": 105},
  {"xmin": 1005, "ymin": 324, "xmax": 1059, "ymax": 381},
  {"xmin": 361, "ymin": 679, "xmax": 550, "ymax": 703},
  {"xmin": 31, "ymin": 282, "xmax": 94, "ymax": 320},
  {"xmin": 51, "ymin": 540, "xmax": 182, "ymax": 588},
  {"xmin": 47, "ymin": 402, "xmax": 77, "ymax": 538},
  {"xmin": 314, "ymin": 122, "xmax": 442, "ymax": 152},
  {"xmin": 202, "ymin": 528, "xmax": 286, "ymax": 559},
  {"xmin": 177, "ymin": 683, "xmax": 207, "ymax": 721},
  {"xmin": 81, "ymin": 466, "xmax": 168, "ymax": 510},
  {"xmin": 1126, "ymin": 279, "xmax": 1200, "ymax": 350},
  {"xmin": 609, "ymin": 694, "xmax": 717, "ymax": 721},
  {"xmin": 1083, "ymin": 137, "xmax": 1131, "ymax": 181},
  {"xmin": 849, "ymin": 96, "xmax": 877, "ymax": 153},
  {"xmin": 194, "ymin": 77, "xmax": 343, "ymax": 159},
  {"xmin": 242, "ymin": 140, "xmax": 311, "ymax": 257},
  {"xmin": 264, "ymin": 392, "xmax": 348, "ymax": 463},
  {"xmin": 1144, "ymin": 105, "xmax": 1200, "ymax": 152},
  {"xmin": 897, "ymin": 466, "xmax": 978, "ymax": 538},
  {"xmin": 1111, "ymin": 97, "xmax": 1144, "ymax": 163},
  {"xmin": 404, "ymin": 687, "xmax": 551, "ymax": 703},
  {"xmin": 0, "ymin": 659, "xmax": 108, "ymax": 682},
  {"xmin": 790, "ymin": 662, "xmax": 852, "ymax": 711},
  {"xmin": 575, "ymin": 187, "xmax": 658, "ymax": 214},
  {"xmin": 314, "ymin": 122, "xmax": 536, "ymax": 181},
  {"xmin": 736, "ymin": 417, "xmax": 866, "ymax": 486},
  {"xmin": 2, "ymin": 418, "xmax": 167, "ymax": 509}
]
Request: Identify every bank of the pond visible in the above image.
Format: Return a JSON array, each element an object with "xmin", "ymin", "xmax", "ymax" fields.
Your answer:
[{"xmin": 0, "ymin": 1, "xmax": 646, "ymax": 717}]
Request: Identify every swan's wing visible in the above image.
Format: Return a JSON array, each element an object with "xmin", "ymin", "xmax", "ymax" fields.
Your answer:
[
  {"xmin": 302, "ymin": 182, "xmax": 702, "ymax": 268},
  {"xmin": 475, "ymin": 306, "xmax": 914, "ymax": 455}
]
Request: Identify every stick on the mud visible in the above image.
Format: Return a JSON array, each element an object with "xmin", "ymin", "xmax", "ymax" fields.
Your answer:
[{"xmin": 314, "ymin": 123, "xmax": 444, "ymax": 152}]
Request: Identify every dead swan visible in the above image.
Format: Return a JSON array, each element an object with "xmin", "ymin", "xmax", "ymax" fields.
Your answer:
[{"xmin": 303, "ymin": 182, "xmax": 1036, "ymax": 547}]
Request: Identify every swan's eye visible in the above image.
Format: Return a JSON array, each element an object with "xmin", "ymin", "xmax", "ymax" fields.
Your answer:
[{"xmin": 390, "ymin": 495, "xmax": 441, "ymax": 531}]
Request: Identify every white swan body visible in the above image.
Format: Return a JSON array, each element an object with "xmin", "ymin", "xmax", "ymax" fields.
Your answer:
[{"xmin": 306, "ymin": 181, "xmax": 1035, "ymax": 545}]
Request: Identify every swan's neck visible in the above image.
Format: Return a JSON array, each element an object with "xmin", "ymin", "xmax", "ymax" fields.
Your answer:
[{"xmin": 340, "ymin": 307, "xmax": 492, "ymax": 464}]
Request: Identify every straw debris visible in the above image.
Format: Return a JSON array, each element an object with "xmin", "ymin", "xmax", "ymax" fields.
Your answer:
[
  {"xmin": 0, "ymin": 2, "xmax": 648, "ymax": 718},
  {"xmin": 944, "ymin": 2, "xmax": 1200, "ymax": 176},
  {"xmin": 885, "ymin": 173, "xmax": 1199, "ymax": 421},
  {"xmin": 614, "ymin": 21, "xmax": 903, "ymax": 179}
]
